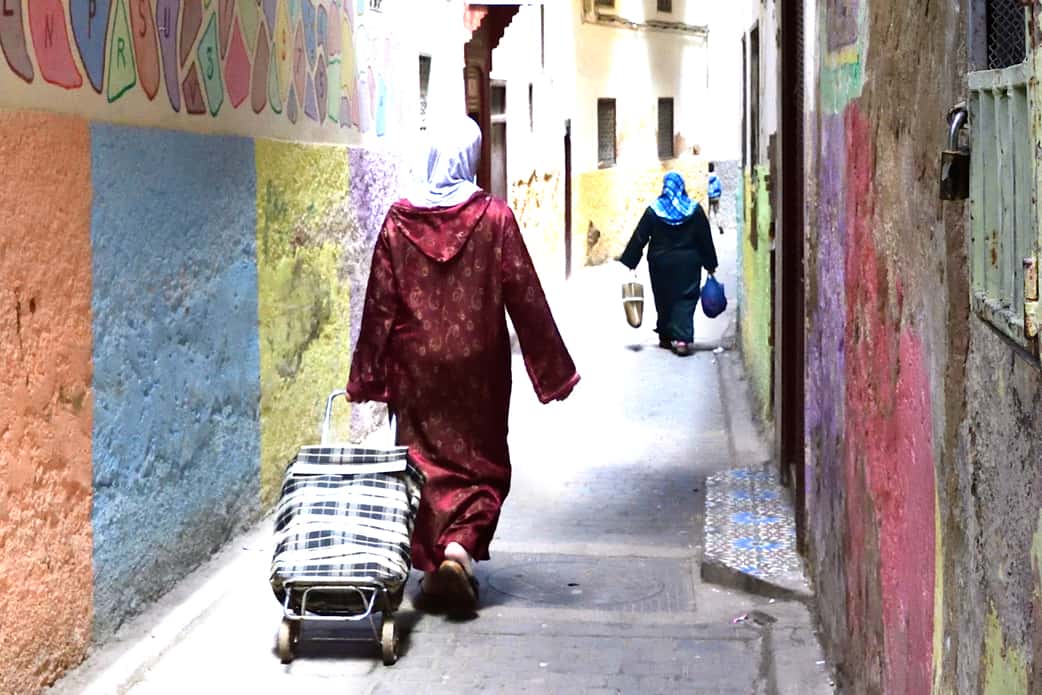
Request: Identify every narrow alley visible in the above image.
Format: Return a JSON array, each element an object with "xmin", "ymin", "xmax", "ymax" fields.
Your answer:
[
  {"xmin": 49, "ymin": 254, "xmax": 830, "ymax": 694},
  {"xmin": 8, "ymin": 1, "xmax": 1042, "ymax": 693}
]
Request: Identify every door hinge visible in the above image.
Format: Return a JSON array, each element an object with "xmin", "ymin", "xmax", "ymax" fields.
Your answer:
[{"xmin": 1025, "ymin": 257, "xmax": 1039, "ymax": 338}]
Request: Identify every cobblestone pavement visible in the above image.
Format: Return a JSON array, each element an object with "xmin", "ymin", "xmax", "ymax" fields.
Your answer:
[{"xmin": 53, "ymin": 250, "xmax": 832, "ymax": 695}]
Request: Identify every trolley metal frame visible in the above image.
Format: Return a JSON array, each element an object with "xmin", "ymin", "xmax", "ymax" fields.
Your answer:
[{"xmin": 274, "ymin": 390, "xmax": 404, "ymax": 666}]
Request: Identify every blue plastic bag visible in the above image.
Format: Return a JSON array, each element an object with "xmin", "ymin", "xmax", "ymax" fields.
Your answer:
[{"xmin": 701, "ymin": 275, "xmax": 727, "ymax": 319}]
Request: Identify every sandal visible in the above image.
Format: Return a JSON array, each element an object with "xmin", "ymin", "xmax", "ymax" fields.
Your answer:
[
  {"xmin": 435, "ymin": 559, "xmax": 479, "ymax": 616},
  {"xmin": 671, "ymin": 341, "xmax": 693, "ymax": 357}
]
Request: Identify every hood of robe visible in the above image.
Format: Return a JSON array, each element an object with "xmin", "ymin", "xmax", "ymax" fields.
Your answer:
[{"xmin": 389, "ymin": 191, "xmax": 492, "ymax": 262}]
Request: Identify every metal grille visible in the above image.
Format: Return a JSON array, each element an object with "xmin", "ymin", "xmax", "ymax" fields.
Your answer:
[
  {"xmin": 657, "ymin": 0, "xmax": 673, "ymax": 12},
  {"xmin": 597, "ymin": 99, "xmax": 616, "ymax": 168},
  {"xmin": 657, "ymin": 98, "xmax": 674, "ymax": 159},
  {"xmin": 987, "ymin": 0, "xmax": 1026, "ymax": 69}
]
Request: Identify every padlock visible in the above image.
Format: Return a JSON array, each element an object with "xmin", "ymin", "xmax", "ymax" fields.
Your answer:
[{"xmin": 940, "ymin": 106, "xmax": 970, "ymax": 201}]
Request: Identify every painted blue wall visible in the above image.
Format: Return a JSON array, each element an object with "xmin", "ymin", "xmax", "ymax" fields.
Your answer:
[{"xmin": 90, "ymin": 124, "xmax": 261, "ymax": 638}]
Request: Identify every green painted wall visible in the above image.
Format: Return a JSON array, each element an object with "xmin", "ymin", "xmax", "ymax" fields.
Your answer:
[{"xmin": 740, "ymin": 165, "xmax": 773, "ymax": 422}]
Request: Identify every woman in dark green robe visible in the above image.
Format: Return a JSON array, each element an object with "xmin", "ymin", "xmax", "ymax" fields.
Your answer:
[{"xmin": 618, "ymin": 172, "xmax": 719, "ymax": 356}]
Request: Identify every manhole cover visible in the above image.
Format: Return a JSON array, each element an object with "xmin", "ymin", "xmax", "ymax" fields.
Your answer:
[{"xmin": 487, "ymin": 559, "xmax": 667, "ymax": 607}]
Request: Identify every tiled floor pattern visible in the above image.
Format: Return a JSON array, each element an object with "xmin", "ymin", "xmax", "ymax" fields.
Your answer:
[{"xmin": 704, "ymin": 465, "xmax": 807, "ymax": 591}]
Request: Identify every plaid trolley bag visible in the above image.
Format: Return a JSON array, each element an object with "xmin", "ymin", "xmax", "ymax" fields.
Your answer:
[{"xmin": 270, "ymin": 390, "xmax": 425, "ymax": 666}]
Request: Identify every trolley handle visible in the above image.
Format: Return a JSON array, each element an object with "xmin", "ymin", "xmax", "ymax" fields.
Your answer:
[{"xmin": 320, "ymin": 390, "xmax": 396, "ymax": 446}]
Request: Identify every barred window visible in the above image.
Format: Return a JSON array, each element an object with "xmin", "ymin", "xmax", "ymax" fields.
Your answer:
[
  {"xmin": 987, "ymin": 0, "xmax": 1026, "ymax": 69},
  {"xmin": 657, "ymin": 0, "xmax": 673, "ymax": 12},
  {"xmin": 418, "ymin": 55, "xmax": 431, "ymax": 130},
  {"xmin": 597, "ymin": 98, "xmax": 617, "ymax": 168},
  {"xmin": 658, "ymin": 98, "xmax": 674, "ymax": 160}
]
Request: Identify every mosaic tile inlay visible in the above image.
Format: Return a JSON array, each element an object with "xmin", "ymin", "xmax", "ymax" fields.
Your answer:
[{"xmin": 704, "ymin": 465, "xmax": 807, "ymax": 590}]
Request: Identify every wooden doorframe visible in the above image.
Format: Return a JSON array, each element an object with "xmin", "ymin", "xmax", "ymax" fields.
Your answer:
[{"xmin": 777, "ymin": 0, "xmax": 807, "ymax": 552}]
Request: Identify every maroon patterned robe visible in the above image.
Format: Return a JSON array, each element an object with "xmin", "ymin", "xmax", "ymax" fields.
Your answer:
[{"xmin": 347, "ymin": 192, "xmax": 579, "ymax": 572}]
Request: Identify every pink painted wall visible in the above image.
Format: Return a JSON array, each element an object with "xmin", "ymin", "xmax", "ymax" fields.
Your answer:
[
  {"xmin": 843, "ymin": 106, "xmax": 935, "ymax": 695},
  {"xmin": 0, "ymin": 111, "xmax": 94, "ymax": 694}
]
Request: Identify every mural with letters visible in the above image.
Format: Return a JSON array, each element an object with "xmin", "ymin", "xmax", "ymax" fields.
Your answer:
[{"xmin": 0, "ymin": 0, "xmax": 398, "ymax": 140}]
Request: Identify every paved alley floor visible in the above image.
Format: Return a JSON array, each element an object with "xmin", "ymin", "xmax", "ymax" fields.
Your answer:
[{"xmin": 53, "ymin": 234, "xmax": 831, "ymax": 695}]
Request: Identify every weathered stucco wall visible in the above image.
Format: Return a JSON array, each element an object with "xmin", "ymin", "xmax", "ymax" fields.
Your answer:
[
  {"xmin": 0, "ymin": 111, "xmax": 95, "ymax": 695},
  {"xmin": 578, "ymin": 158, "xmax": 708, "ymax": 267},
  {"xmin": 0, "ymin": 123, "xmax": 405, "ymax": 692},
  {"xmin": 802, "ymin": 1, "xmax": 989, "ymax": 692},
  {"xmin": 256, "ymin": 140, "xmax": 353, "ymax": 506},
  {"xmin": 510, "ymin": 169, "xmax": 567, "ymax": 287},
  {"xmin": 90, "ymin": 124, "xmax": 262, "ymax": 640},
  {"xmin": 951, "ymin": 329, "xmax": 1042, "ymax": 694},
  {"xmin": 740, "ymin": 165, "xmax": 772, "ymax": 423},
  {"xmin": 346, "ymin": 147, "xmax": 405, "ymax": 439}
]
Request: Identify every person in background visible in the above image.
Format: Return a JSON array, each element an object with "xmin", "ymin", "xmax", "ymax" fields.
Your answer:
[
  {"xmin": 346, "ymin": 116, "xmax": 580, "ymax": 616},
  {"xmin": 707, "ymin": 162, "xmax": 724, "ymax": 235},
  {"xmin": 618, "ymin": 172, "xmax": 719, "ymax": 357}
]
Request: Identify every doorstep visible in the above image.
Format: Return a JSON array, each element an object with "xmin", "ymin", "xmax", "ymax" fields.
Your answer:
[{"xmin": 700, "ymin": 465, "xmax": 812, "ymax": 603}]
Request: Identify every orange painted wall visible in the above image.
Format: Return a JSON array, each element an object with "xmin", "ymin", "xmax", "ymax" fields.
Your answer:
[{"xmin": 0, "ymin": 111, "xmax": 94, "ymax": 694}]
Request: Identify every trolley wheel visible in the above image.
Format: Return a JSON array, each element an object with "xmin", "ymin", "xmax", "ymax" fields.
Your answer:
[
  {"xmin": 381, "ymin": 615, "xmax": 399, "ymax": 666},
  {"xmin": 277, "ymin": 618, "xmax": 299, "ymax": 664}
]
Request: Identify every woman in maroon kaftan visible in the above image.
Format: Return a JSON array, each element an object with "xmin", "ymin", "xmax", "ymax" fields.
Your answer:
[{"xmin": 346, "ymin": 118, "xmax": 579, "ymax": 611}]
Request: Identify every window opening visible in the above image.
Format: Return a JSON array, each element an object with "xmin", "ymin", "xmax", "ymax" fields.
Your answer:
[
  {"xmin": 597, "ymin": 98, "xmax": 617, "ymax": 168},
  {"xmin": 658, "ymin": 98, "xmax": 675, "ymax": 159},
  {"xmin": 491, "ymin": 83, "xmax": 506, "ymax": 117},
  {"xmin": 418, "ymin": 55, "xmax": 431, "ymax": 131},
  {"xmin": 528, "ymin": 83, "xmax": 534, "ymax": 132}
]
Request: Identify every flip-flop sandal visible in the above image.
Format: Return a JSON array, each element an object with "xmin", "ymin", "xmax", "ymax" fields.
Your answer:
[{"xmin": 436, "ymin": 559, "xmax": 478, "ymax": 615}]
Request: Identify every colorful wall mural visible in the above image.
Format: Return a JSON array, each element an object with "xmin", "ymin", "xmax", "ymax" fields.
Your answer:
[
  {"xmin": 0, "ymin": 0, "xmax": 401, "ymax": 142},
  {"xmin": 0, "ymin": 110, "xmax": 406, "ymax": 695}
]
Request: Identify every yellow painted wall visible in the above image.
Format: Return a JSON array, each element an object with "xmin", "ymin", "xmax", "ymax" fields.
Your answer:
[
  {"xmin": 510, "ymin": 170, "xmax": 567, "ymax": 285},
  {"xmin": 740, "ymin": 166, "xmax": 772, "ymax": 422},
  {"xmin": 577, "ymin": 158, "xmax": 708, "ymax": 267},
  {"xmin": 256, "ymin": 140, "xmax": 354, "ymax": 505}
]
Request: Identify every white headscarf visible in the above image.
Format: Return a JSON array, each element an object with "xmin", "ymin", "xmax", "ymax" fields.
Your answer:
[{"xmin": 408, "ymin": 117, "xmax": 483, "ymax": 208}]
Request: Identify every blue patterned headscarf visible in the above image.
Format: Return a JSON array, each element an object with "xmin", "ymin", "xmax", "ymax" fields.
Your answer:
[{"xmin": 651, "ymin": 172, "xmax": 698, "ymax": 225}]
